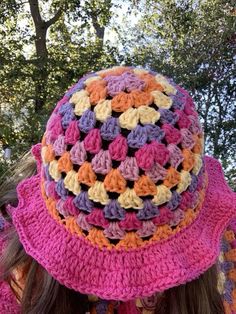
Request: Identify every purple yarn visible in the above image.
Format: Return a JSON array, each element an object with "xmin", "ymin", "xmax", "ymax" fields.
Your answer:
[
  {"xmin": 95, "ymin": 300, "xmax": 109, "ymax": 314},
  {"xmin": 127, "ymin": 125, "xmax": 148, "ymax": 148},
  {"xmin": 171, "ymin": 91, "xmax": 185, "ymax": 110},
  {"xmin": 55, "ymin": 179, "xmax": 68, "ymax": 200},
  {"xmin": 220, "ymin": 261, "xmax": 234, "ymax": 273},
  {"xmin": 61, "ymin": 107, "xmax": 75, "ymax": 129},
  {"xmin": 220, "ymin": 239, "xmax": 230, "ymax": 253},
  {"xmin": 144, "ymin": 124, "xmax": 165, "ymax": 142},
  {"xmin": 103, "ymin": 200, "xmax": 125, "ymax": 220},
  {"xmin": 56, "ymin": 199, "xmax": 69, "ymax": 217},
  {"xmin": 65, "ymin": 72, "xmax": 96, "ymax": 97},
  {"xmin": 159, "ymin": 109, "xmax": 179, "ymax": 125},
  {"xmin": 44, "ymin": 165, "xmax": 52, "ymax": 181},
  {"xmin": 79, "ymin": 110, "xmax": 96, "ymax": 133},
  {"xmin": 224, "ymin": 279, "xmax": 234, "ymax": 303},
  {"xmin": 100, "ymin": 117, "xmax": 121, "ymax": 141},
  {"xmin": 137, "ymin": 200, "xmax": 159, "ymax": 220},
  {"xmin": 188, "ymin": 174, "xmax": 198, "ymax": 193},
  {"xmin": 0, "ymin": 216, "xmax": 5, "ymax": 231},
  {"xmin": 73, "ymin": 191, "xmax": 93, "ymax": 213},
  {"xmin": 58, "ymin": 102, "xmax": 73, "ymax": 115},
  {"xmin": 122, "ymin": 71, "xmax": 146, "ymax": 92},
  {"xmin": 166, "ymin": 191, "xmax": 182, "ymax": 211},
  {"xmin": 104, "ymin": 75, "xmax": 126, "ymax": 97}
]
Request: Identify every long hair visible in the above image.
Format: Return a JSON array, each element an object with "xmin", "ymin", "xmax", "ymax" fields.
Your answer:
[{"xmin": 0, "ymin": 153, "xmax": 225, "ymax": 314}]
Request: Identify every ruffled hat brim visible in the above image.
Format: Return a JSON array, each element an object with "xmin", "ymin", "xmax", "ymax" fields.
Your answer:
[{"xmin": 12, "ymin": 156, "xmax": 236, "ymax": 301}]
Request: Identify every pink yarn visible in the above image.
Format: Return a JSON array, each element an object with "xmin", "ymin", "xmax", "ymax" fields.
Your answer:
[
  {"xmin": 91, "ymin": 150, "xmax": 112, "ymax": 175},
  {"xmin": 86, "ymin": 209, "xmax": 109, "ymax": 228},
  {"xmin": 84, "ymin": 129, "xmax": 102, "ymax": 154},
  {"xmin": 161, "ymin": 124, "xmax": 182, "ymax": 145},
  {"xmin": 70, "ymin": 141, "xmax": 87, "ymax": 165},
  {"xmin": 109, "ymin": 135, "xmax": 128, "ymax": 161},
  {"xmin": 53, "ymin": 135, "xmax": 66, "ymax": 156},
  {"xmin": 104, "ymin": 223, "xmax": 126, "ymax": 239},
  {"xmin": 135, "ymin": 144, "xmax": 154, "ymax": 171},
  {"xmin": 151, "ymin": 142, "xmax": 170, "ymax": 166},
  {"xmin": 145, "ymin": 162, "xmax": 167, "ymax": 183},
  {"xmin": 64, "ymin": 197, "xmax": 78, "ymax": 216},
  {"xmin": 119, "ymin": 157, "xmax": 139, "ymax": 181},
  {"xmin": 167, "ymin": 144, "xmax": 184, "ymax": 169},
  {"xmin": 175, "ymin": 109, "xmax": 192, "ymax": 129},
  {"xmin": 119, "ymin": 212, "xmax": 142, "ymax": 231},
  {"xmin": 65, "ymin": 120, "xmax": 80, "ymax": 145},
  {"xmin": 46, "ymin": 114, "xmax": 63, "ymax": 144},
  {"xmin": 180, "ymin": 129, "xmax": 195, "ymax": 149},
  {"xmin": 12, "ymin": 157, "xmax": 236, "ymax": 301}
]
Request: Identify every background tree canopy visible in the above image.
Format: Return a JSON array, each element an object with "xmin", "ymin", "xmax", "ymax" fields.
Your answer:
[{"xmin": 0, "ymin": 0, "xmax": 235, "ymax": 188}]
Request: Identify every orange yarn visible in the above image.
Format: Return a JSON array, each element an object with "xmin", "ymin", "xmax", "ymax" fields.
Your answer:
[
  {"xmin": 223, "ymin": 300, "xmax": 232, "ymax": 314},
  {"xmin": 41, "ymin": 181, "xmax": 47, "ymax": 199},
  {"xmin": 65, "ymin": 217, "xmax": 83, "ymax": 236},
  {"xmin": 116, "ymin": 232, "xmax": 143, "ymax": 250},
  {"xmin": 182, "ymin": 149, "xmax": 195, "ymax": 171},
  {"xmin": 192, "ymin": 135, "xmax": 203, "ymax": 154},
  {"xmin": 41, "ymin": 134, "xmax": 46, "ymax": 146},
  {"xmin": 87, "ymin": 228, "xmax": 112, "ymax": 249},
  {"xmin": 86, "ymin": 80, "xmax": 107, "ymax": 104},
  {"xmin": 111, "ymin": 91, "xmax": 135, "ymax": 112},
  {"xmin": 99, "ymin": 66, "xmax": 130, "ymax": 78},
  {"xmin": 138, "ymin": 73, "xmax": 164, "ymax": 93},
  {"xmin": 77, "ymin": 161, "xmax": 97, "ymax": 186},
  {"xmin": 134, "ymin": 175, "xmax": 157, "ymax": 196},
  {"xmin": 225, "ymin": 249, "xmax": 236, "ymax": 262},
  {"xmin": 224, "ymin": 230, "xmax": 235, "ymax": 242},
  {"xmin": 228, "ymin": 269, "xmax": 236, "ymax": 281},
  {"xmin": 163, "ymin": 167, "xmax": 181, "ymax": 188},
  {"xmin": 45, "ymin": 198, "xmax": 61, "ymax": 222},
  {"xmin": 104, "ymin": 168, "xmax": 126, "ymax": 193},
  {"xmin": 177, "ymin": 209, "xmax": 196, "ymax": 229},
  {"xmin": 44, "ymin": 144, "xmax": 55, "ymax": 163},
  {"xmin": 151, "ymin": 225, "xmax": 172, "ymax": 241},
  {"xmin": 58, "ymin": 152, "xmax": 73, "ymax": 172},
  {"xmin": 130, "ymin": 89, "xmax": 154, "ymax": 107}
]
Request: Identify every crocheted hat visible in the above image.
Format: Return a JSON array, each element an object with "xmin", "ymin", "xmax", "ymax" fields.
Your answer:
[{"xmin": 12, "ymin": 66, "xmax": 236, "ymax": 301}]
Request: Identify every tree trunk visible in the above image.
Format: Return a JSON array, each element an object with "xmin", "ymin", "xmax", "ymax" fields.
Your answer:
[{"xmin": 28, "ymin": 0, "xmax": 63, "ymax": 112}]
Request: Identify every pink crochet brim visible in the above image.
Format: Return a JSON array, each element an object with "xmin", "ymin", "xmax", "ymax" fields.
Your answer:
[{"xmin": 12, "ymin": 156, "xmax": 236, "ymax": 301}]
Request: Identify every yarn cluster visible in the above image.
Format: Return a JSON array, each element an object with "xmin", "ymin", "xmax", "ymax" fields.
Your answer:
[{"xmin": 41, "ymin": 66, "xmax": 207, "ymax": 250}]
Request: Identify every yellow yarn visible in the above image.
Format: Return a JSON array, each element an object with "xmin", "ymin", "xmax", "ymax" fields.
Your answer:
[
  {"xmin": 176, "ymin": 170, "xmax": 192, "ymax": 193},
  {"xmin": 41, "ymin": 146, "xmax": 47, "ymax": 165},
  {"xmin": 138, "ymin": 105, "xmax": 160, "ymax": 124},
  {"xmin": 119, "ymin": 107, "xmax": 139, "ymax": 130},
  {"xmin": 152, "ymin": 184, "xmax": 172, "ymax": 205},
  {"xmin": 133, "ymin": 68, "xmax": 149, "ymax": 75},
  {"xmin": 94, "ymin": 99, "xmax": 112, "ymax": 122},
  {"xmin": 151, "ymin": 90, "xmax": 173, "ymax": 109},
  {"xmin": 64, "ymin": 170, "xmax": 81, "ymax": 195},
  {"xmin": 88, "ymin": 181, "xmax": 109, "ymax": 205},
  {"xmin": 118, "ymin": 188, "xmax": 143, "ymax": 209},
  {"xmin": 49, "ymin": 160, "xmax": 61, "ymax": 182},
  {"xmin": 155, "ymin": 74, "xmax": 177, "ymax": 95},
  {"xmin": 70, "ymin": 90, "xmax": 91, "ymax": 116},
  {"xmin": 84, "ymin": 76, "xmax": 101, "ymax": 86},
  {"xmin": 192, "ymin": 154, "xmax": 203, "ymax": 175}
]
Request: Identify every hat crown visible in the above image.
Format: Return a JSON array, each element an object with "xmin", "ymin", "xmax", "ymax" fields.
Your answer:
[{"xmin": 41, "ymin": 66, "xmax": 206, "ymax": 250}]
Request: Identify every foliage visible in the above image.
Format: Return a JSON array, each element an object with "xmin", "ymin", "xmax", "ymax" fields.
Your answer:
[
  {"xmin": 0, "ymin": 0, "xmax": 235, "ymax": 189},
  {"xmin": 119, "ymin": 0, "xmax": 236, "ymax": 187}
]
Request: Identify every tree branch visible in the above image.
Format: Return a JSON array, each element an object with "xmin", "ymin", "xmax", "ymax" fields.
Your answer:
[{"xmin": 45, "ymin": 7, "xmax": 63, "ymax": 28}]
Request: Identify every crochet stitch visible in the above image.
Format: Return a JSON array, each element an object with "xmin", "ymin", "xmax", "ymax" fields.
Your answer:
[{"xmin": 12, "ymin": 66, "xmax": 236, "ymax": 301}]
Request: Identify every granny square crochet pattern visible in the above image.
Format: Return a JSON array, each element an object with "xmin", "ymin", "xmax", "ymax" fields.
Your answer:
[{"xmin": 12, "ymin": 66, "xmax": 236, "ymax": 301}]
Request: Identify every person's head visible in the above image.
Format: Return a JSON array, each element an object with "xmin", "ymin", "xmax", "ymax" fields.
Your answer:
[{"xmin": 0, "ymin": 66, "xmax": 235, "ymax": 314}]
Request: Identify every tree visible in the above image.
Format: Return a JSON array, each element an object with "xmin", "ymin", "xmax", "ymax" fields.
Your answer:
[{"xmin": 119, "ymin": 0, "xmax": 236, "ymax": 187}]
